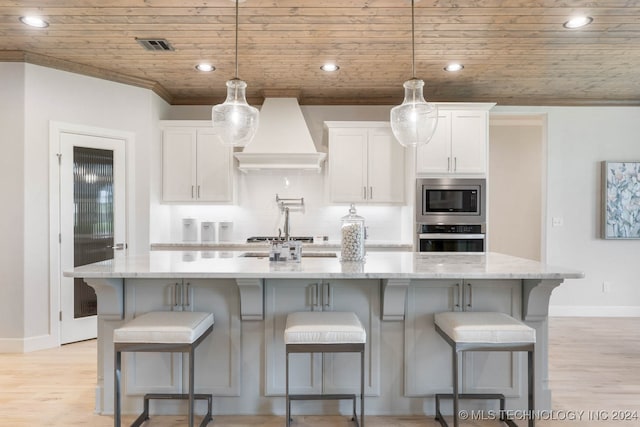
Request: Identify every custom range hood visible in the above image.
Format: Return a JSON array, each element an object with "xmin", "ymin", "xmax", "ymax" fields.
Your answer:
[{"xmin": 234, "ymin": 98, "xmax": 326, "ymax": 172}]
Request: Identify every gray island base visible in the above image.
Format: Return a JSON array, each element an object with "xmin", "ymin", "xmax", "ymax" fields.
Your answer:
[{"xmin": 67, "ymin": 251, "xmax": 583, "ymax": 418}]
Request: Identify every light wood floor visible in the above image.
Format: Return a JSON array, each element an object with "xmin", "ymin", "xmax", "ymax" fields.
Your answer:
[{"xmin": 1, "ymin": 318, "xmax": 639, "ymax": 426}]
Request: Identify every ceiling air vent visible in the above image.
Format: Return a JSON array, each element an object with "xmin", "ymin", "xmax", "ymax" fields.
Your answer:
[{"xmin": 136, "ymin": 38, "xmax": 175, "ymax": 52}]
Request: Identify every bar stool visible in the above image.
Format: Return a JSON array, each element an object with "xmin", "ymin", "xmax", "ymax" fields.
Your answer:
[
  {"xmin": 434, "ymin": 311, "xmax": 536, "ymax": 427},
  {"xmin": 284, "ymin": 311, "xmax": 366, "ymax": 427},
  {"xmin": 113, "ymin": 311, "xmax": 214, "ymax": 427}
]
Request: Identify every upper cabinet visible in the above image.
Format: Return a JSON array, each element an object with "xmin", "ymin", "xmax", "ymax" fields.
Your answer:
[
  {"xmin": 416, "ymin": 104, "xmax": 494, "ymax": 176},
  {"xmin": 326, "ymin": 122, "xmax": 405, "ymax": 204},
  {"xmin": 161, "ymin": 121, "xmax": 234, "ymax": 203}
]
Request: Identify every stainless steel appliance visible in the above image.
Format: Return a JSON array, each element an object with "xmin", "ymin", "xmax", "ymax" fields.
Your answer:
[
  {"xmin": 417, "ymin": 224, "xmax": 485, "ymax": 252},
  {"xmin": 416, "ymin": 177, "xmax": 486, "ymax": 224},
  {"xmin": 416, "ymin": 178, "xmax": 486, "ymax": 252}
]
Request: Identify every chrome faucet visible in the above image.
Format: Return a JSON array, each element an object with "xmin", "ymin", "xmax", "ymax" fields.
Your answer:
[{"xmin": 283, "ymin": 207, "xmax": 290, "ymax": 240}]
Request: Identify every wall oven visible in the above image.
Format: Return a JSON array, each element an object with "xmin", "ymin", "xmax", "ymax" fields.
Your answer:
[
  {"xmin": 416, "ymin": 178, "xmax": 486, "ymax": 252},
  {"xmin": 418, "ymin": 224, "xmax": 485, "ymax": 252}
]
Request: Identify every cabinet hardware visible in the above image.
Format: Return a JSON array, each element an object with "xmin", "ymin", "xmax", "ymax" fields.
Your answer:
[
  {"xmin": 191, "ymin": 185, "xmax": 195, "ymax": 199},
  {"xmin": 197, "ymin": 186, "xmax": 201, "ymax": 199},
  {"xmin": 363, "ymin": 186, "xmax": 367, "ymax": 200},
  {"xmin": 323, "ymin": 283, "xmax": 331, "ymax": 309},
  {"xmin": 467, "ymin": 282, "xmax": 473, "ymax": 309},
  {"xmin": 369, "ymin": 186, "xmax": 373, "ymax": 200},
  {"xmin": 454, "ymin": 157, "xmax": 458, "ymax": 172},
  {"xmin": 173, "ymin": 283, "xmax": 180, "ymax": 307},
  {"xmin": 455, "ymin": 283, "xmax": 460, "ymax": 308},
  {"xmin": 447, "ymin": 157, "xmax": 451, "ymax": 171},
  {"xmin": 312, "ymin": 283, "xmax": 320, "ymax": 308},
  {"xmin": 185, "ymin": 282, "xmax": 191, "ymax": 307}
]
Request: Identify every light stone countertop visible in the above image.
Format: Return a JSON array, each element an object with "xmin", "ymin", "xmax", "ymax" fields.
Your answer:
[
  {"xmin": 66, "ymin": 251, "xmax": 584, "ymax": 280},
  {"xmin": 150, "ymin": 240, "xmax": 414, "ymax": 251}
]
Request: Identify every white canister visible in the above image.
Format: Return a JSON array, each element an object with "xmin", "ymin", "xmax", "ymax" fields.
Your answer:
[
  {"xmin": 182, "ymin": 218, "xmax": 198, "ymax": 242},
  {"xmin": 201, "ymin": 221, "xmax": 217, "ymax": 242},
  {"xmin": 218, "ymin": 221, "xmax": 233, "ymax": 242}
]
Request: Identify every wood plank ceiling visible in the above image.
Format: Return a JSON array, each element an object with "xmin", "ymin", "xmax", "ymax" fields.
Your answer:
[{"xmin": 1, "ymin": 0, "xmax": 640, "ymax": 106}]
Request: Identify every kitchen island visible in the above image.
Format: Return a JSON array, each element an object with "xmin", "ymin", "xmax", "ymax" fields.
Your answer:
[{"xmin": 67, "ymin": 251, "xmax": 583, "ymax": 418}]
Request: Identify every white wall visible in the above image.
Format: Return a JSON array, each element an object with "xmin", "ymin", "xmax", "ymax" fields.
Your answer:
[
  {"xmin": 493, "ymin": 106, "xmax": 640, "ymax": 316},
  {"xmin": 0, "ymin": 63, "xmax": 169, "ymax": 352},
  {"xmin": 0, "ymin": 63, "xmax": 26, "ymax": 346},
  {"xmin": 489, "ymin": 117, "xmax": 543, "ymax": 261}
]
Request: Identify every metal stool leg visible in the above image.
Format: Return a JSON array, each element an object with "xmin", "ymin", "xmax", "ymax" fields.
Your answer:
[
  {"xmin": 114, "ymin": 350, "xmax": 121, "ymax": 427},
  {"xmin": 360, "ymin": 346, "xmax": 365, "ymax": 427},
  {"xmin": 189, "ymin": 348, "xmax": 195, "ymax": 427},
  {"xmin": 452, "ymin": 349, "xmax": 459, "ymax": 427},
  {"xmin": 285, "ymin": 349, "xmax": 290, "ymax": 427},
  {"xmin": 529, "ymin": 349, "xmax": 535, "ymax": 427}
]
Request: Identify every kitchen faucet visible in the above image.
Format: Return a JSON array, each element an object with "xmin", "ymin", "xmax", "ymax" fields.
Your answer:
[
  {"xmin": 278, "ymin": 206, "xmax": 291, "ymax": 240},
  {"xmin": 283, "ymin": 207, "xmax": 290, "ymax": 240}
]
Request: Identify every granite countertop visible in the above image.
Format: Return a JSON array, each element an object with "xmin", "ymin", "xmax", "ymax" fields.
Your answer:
[{"xmin": 66, "ymin": 251, "xmax": 584, "ymax": 280}]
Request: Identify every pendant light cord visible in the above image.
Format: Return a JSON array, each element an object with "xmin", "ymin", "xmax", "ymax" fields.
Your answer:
[
  {"xmin": 234, "ymin": 0, "xmax": 239, "ymax": 79},
  {"xmin": 411, "ymin": 0, "xmax": 416, "ymax": 79}
]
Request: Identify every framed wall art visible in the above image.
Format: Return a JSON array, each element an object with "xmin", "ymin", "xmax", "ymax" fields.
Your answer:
[{"xmin": 602, "ymin": 161, "xmax": 640, "ymax": 239}]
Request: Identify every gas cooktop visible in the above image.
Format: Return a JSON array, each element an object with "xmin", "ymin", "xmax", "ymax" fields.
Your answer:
[{"xmin": 246, "ymin": 236, "xmax": 314, "ymax": 243}]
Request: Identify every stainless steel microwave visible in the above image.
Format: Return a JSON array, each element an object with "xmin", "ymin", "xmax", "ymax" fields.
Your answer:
[{"xmin": 416, "ymin": 178, "xmax": 486, "ymax": 224}]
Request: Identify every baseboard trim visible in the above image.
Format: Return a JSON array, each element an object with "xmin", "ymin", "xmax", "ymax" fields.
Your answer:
[
  {"xmin": 0, "ymin": 334, "xmax": 58, "ymax": 353},
  {"xmin": 549, "ymin": 306, "xmax": 640, "ymax": 317}
]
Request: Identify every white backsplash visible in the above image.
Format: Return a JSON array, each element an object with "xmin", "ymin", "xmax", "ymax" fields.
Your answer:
[{"xmin": 158, "ymin": 171, "xmax": 410, "ymax": 243}]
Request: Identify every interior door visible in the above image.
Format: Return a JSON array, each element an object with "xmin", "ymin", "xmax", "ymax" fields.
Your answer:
[{"xmin": 59, "ymin": 132, "xmax": 126, "ymax": 344}]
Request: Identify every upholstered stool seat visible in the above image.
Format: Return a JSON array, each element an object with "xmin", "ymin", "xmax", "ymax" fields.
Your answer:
[
  {"xmin": 434, "ymin": 312, "xmax": 536, "ymax": 427},
  {"xmin": 114, "ymin": 311, "xmax": 214, "ymax": 427},
  {"xmin": 285, "ymin": 311, "xmax": 366, "ymax": 427}
]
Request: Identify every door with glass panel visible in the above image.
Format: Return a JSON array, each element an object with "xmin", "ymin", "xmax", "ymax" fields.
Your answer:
[{"xmin": 59, "ymin": 132, "xmax": 126, "ymax": 344}]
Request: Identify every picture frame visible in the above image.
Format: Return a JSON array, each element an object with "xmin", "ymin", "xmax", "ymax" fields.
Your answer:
[{"xmin": 602, "ymin": 161, "xmax": 640, "ymax": 239}]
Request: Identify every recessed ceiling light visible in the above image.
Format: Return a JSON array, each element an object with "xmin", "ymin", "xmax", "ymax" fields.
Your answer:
[
  {"xmin": 563, "ymin": 16, "xmax": 593, "ymax": 29},
  {"xmin": 19, "ymin": 16, "xmax": 49, "ymax": 28},
  {"xmin": 195, "ymin": 63, "xmax": 215, "ymax": 72},
  {"xmin": 320, "ymin": 63, "xmax": 340, "ymax": 72},
  {"xmin": 444, "ymin": 63, "xmax": 464, "ymax": 72}
]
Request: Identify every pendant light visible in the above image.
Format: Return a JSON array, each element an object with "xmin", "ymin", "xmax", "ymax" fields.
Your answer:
[
  {"xmin": 212, "ymin": 0, "xmax": 259, "ymax": 147},
  {"xmin": 390, "ymin": 0, "xmax": 438, "ymax": 148}
]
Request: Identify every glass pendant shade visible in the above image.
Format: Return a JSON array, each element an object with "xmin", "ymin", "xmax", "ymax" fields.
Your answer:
[
  {"xmin": 212, "ymin": 78, "xmax": 259, "ymax": 147},
  {"xmin": 390, "ymin": 78, "xmax": 438, "ymax": 148}
]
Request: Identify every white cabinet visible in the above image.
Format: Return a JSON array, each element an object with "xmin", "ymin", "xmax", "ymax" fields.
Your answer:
[
  {"xmin": 264, "ymin": 279, "xmax": 380, "ymax": 396},
  {"xmin": 405, "ymin": 279, "xmax": 522, "ymax": 397},
  {"xmin": 122, "ymin": 279, "xmax": 241, "ymax": 399},
  {"xmin": 161, "ymin": 122, "xmax": 233, "ymax": 202},
  {"xmin": 416, "ymin": 105, "xmax": 493, "ymax": 176},
  {"xmin": 326, "ymin": 122, "xmax": 405, "ymax": 203}
]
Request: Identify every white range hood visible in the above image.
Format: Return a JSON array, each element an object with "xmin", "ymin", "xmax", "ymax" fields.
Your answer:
[{"xmin": 234, "ymin": 98, "xmax": 326, "ymax": 172}]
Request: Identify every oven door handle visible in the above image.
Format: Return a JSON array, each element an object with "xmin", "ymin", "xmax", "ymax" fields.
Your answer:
[{"xmin": 418, "ymin": 233, "xmax": 485, "ymax": 239}]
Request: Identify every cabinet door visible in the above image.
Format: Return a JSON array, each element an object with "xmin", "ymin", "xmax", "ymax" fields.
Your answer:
[
  {"xmin": 404, "ymin": 280, "xmax": 462, "ymax": 396},
  {"xmin": 367, "ymin": 128, "xmax": 405, "ymax": 203},
  {"xmin": 124, "ymin": 279, "xmax": 183, "ymax": 396},
  {"xmin": 162, "ymin": 128, "xmax": 197, "ymax": 201},
  {"xmin": 450, "ymin": 111, "xmax": 487, "ymax": 174},
  {"xmin": 322, "ymin": 280, "xmax": 380, "ymax": 396},
  {"xmin": 264, "ymin": 280, "xmax": 323, "ymax": 395},
  {"xmin": 195, "ymin": 129, "xmax": 233, "ymax": 202},
  {"xmin": 181, "ymin": 279, "xmax": 241, "ymax": 396},
  {"xmin": 416, "ymin": 111, "xmax": 452, "ymax": 174},
  {"xmin": 462, "ymin": 280, "xmax": 522, "ymax": 397},
  {"xmin": 328, "ymin": 128, "xmax": 368, "ymax": 203}
]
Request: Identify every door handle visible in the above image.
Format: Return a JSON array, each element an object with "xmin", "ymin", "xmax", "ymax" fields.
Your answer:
[
  {"xmin": 107, "ymin": 243, "xmax": 126, "ymax": 250},
  {"xmin": 466, "ymin": 282, "xmax": 473, "ymax": 309},
  {"xmin": 454, "ymin": 282, "xmax": 460, "ymax": 309},
  {"xmin": 323, "ymin": 283, "xmax": 331, "ymax": 310},
  {"xmin": 184, "ymin": 282, "xmax": 191, "ymax": 308}
]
